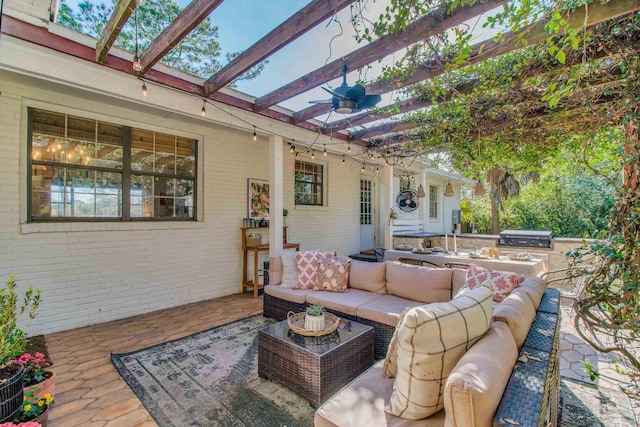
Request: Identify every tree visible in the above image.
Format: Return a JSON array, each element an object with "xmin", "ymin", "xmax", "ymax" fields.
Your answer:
[{"xmin": 56, "ymin": 0, "xmax": 264, "ymax": 81}]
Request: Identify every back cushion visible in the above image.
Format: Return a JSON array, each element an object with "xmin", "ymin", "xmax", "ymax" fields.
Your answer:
[
  {"xmin": 386, "ymin": 284, "xmax": 493, "ymax": 419},
  {"xmin": 349, "ymin": 260, "xmax": 387, "ymax": 294},
  {"xmin": 466, "ymin": 264, "xmax": 520, "ymax": 302},
  {"xmin": 514, "ymin": 277, "xmax": 547, "ymax": 309},
  {"xmin": 280, "ymin": 250, "xmax": 298, "ymax": 288},
  {"xmin": 451, "ymin": 268, "xmax": 467, "ymax": 297},
  {"xmin": 444, "ymin": 321, "xmax": 518, "ymax": 427},
  {"xmin": 385, "ymin": 261, "xmax": 452, "ymax": 303},
  {"xmin": 491, "ymin": 290, "xmax": 537, "ymax": 349},
  {"xmin": 267, "ymin": 256, "xmax": 283, "ymax": 285}
]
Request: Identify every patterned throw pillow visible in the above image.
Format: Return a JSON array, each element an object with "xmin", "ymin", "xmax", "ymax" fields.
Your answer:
[
  {"xmin": 296, "ymin": 251, "xmax": 335, "ymax": 289},
  {"xmin": 315, "ymin": 257, "xmax": 351, "ymax": 292},
  {"xmin": 385, "ymin": 284, "xmax": 493, "ymax": 419},
  {"xmin": 465, "ymin": 264, "xmax": 520, "ymax": 302}
]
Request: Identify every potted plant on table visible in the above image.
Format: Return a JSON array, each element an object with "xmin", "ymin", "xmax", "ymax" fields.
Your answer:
[
  {"xmin": 304, "ymin": 304, "xmax": 326, "ymax": 332},
  {"xmin": 0, "ymin": 275, "xmax": 42, "ymax": 423}
]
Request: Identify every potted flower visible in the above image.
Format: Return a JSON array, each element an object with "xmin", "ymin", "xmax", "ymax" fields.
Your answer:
[
  {"xmin": 12, "ymin": 391, "xmax": 53, "ymax": 427},
  {"xmin": 0, "ymin": 275, "xmax": 42, "ymax": 423},
  {"xmin": 0, "ymin": 422, "xmax": 43, "ymax": 427},
  {"xmin": 10, "ymin": 353, "xmax": 53, "ymax": 401},
  {"xmin": 304, "ymin": 304, "xmax": 326, "ymax": 331}
]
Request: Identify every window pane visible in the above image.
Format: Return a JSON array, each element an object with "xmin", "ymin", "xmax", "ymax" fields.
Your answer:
[
  {"xmin": 31, "ymin": 166, "xmax": 122, "ymax": 218},
  {"xmin": 294, "ymin": 160, "xmax": 323, "ymax": 206},
  {"xmin": 155, "ymin": 133, "xmax": 175, "ymax": 174},
  {"xmin": 132, "ymin": 129, "xmax": 154, "ymax": 172}
]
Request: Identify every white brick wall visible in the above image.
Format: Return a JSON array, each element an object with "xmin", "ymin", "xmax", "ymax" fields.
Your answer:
[{"xmin": 0, "ymin": 76, "xmax": 362, "ymax": 335}]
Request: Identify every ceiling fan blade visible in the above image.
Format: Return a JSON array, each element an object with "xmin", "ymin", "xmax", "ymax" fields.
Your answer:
[
  {"xmin": 322, "ymin": 86, "xmax": 346, "ymax": 100},
  {"xmin": 355, "ymin": 94, "xmax": 382, "ymax": 110},
  {"xmin": 345, "ymin": 83, "xmax": 366, "ymax": 103},
  {"xmin": 308, "ymin": 99, "xmax": 333, "ymax": 104}
]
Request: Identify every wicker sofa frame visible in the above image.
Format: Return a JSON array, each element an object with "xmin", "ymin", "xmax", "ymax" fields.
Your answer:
[{"xmin": 263, "ymin": 288, "xmax": 561, "ymax": 427}]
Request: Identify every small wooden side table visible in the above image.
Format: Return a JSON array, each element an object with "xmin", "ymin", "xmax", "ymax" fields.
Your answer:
[{"xmin": 241, "ymin": 227, "xmax": 299, "ymax": 297}]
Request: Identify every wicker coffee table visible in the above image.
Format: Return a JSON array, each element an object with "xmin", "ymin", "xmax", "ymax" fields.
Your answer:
[{"xmin": 258, "ymin": 318, "xmax": 374, "ymax": 406}]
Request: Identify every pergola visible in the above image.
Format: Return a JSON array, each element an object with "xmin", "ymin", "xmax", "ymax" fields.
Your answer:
[{"xmin": 3, "ymin": 0, "xmax": 639, "ymax": 152}]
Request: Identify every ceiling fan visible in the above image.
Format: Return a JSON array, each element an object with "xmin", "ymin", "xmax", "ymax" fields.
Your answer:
[{"xmin": 308, "ymin": 64, "xmax": 382, "ymax": 114}]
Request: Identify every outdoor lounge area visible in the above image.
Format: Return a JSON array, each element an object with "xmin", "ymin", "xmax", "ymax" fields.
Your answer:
[{"xmin": 1, "ymin": 0, "xmax": 639, "ymax": 425}]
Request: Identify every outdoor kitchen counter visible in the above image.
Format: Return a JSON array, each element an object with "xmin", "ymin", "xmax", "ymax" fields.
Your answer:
[{"xmin": 384, "ymin": 249, "xmax": 548, "ymax": 277}]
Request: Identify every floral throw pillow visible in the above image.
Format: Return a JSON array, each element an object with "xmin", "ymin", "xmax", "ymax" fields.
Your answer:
[
  {"xmin": 465, "ymin": 264, "xmax": 519, "ymax": 302},
  {"xmin": 296, "ymin": 251, "xmax": 335, "ymax": 289},
  {"xmin": 315, "ymin": 257, "xmax": 351, "ymax": 292}
]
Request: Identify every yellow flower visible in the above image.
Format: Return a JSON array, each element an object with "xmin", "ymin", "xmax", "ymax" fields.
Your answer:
[
  {"xmin": 44, "ymin": 394, "xmax": 53, "ymax": 404},
  {"xmin": 24, "ymin": 404, "xmax": 32, "ymax": 412},
  {"xmin": 38, "ymin": 401, "xmax": 44, "ymax": 407}
]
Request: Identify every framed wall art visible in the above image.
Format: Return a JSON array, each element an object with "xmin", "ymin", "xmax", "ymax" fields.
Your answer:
[{"xmin": 248, "ymin": 178, "xmax": 269, "ymax": 219}]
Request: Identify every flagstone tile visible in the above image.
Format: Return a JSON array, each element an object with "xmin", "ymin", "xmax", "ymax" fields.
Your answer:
[
  {"xmin": 55, "ymin": 379, "xmax": 85, "ymax": 394},
  {"xmin": 103, "ymin": 408, "xmax": 152, "ymax": 427},
  {"xmin": 93, "ymin": 397, "xmax": 142, "ymax": 421},
  {"xmin": 82, "ymin": 380, "xmax": 126, "ymax": 398},
  {"xmin": 87, "ymin": 389, "xmax": 138, "ymax": 410},
  {"xmin": 50, "ymin": 398, "xmax": 98, "ymax": 419},
  {"xmin": 74, "ymin": 357, "xmax": 111, "ymax": 373},
  {"xmin": 74, "ymin": 363, "xmax": 116, "ymax": 380},
  {"xmin": 56, "ymin": 387, "xmax": 89, "ymax": 405},
  {"xmin": 76, "ymin": 420, "xmax": 108, "ymax": 427},
  {"xmin": 134, "ymin": 421, "xmax": 158, "ymax": 427},
  {"xmin": 51, "ymin": 408, "xmax": 103, "ymax": 426}
]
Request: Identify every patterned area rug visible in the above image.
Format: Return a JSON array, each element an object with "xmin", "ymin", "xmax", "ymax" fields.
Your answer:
[{"xmin": 112, "ymin": 315, "xmax": 315, "ymax": 427}]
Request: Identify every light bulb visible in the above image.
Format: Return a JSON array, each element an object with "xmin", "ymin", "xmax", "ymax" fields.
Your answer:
[
  {"xmin": 361, "ymin": 164, "xmax": 365, "ymax": 173},
  {"xmin": 342, "ymin": 156, "xmax": 345, "ymax": 165},
  {"xmin": 133, "ymin": 55, "xmax": 142, "ymax": 72},
  {"xmin": 253, "ymin": 126, "xmax": 257, "ymax": 141},
  {"xmin": 370, "ymin": 152, "xmax": 374, "ymax": 160},
  {"xmin": 141, "ymin": 82, "xmax": 147, "ymax": 97},
  {"xmin": 201, "ymin": 102, "xmax": 206, "ymax": 117},
  {"xmin": 376, "ymin": 165, "xmax": 379, "ymax": 174},
  {"xmin": 347, "ymin": 143, "xmax": 351, "ymax": 153},
  {"xmin": 311, "ymin": 150, "xmax": 315, "ymax": 160},
  {"xmin": 323, "ymin": 145, "xmax": 327, "ymax": 156}
]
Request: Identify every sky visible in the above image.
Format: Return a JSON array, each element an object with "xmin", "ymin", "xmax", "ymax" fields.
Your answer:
[{"xmin": 61, "ymin": 0, "xmax": 501, "ymax": 123}]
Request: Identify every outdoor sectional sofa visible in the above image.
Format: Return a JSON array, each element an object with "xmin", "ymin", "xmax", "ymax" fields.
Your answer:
[{"xmin": 263, "ymin": 259, "xmax": 561, "ymax": 427}]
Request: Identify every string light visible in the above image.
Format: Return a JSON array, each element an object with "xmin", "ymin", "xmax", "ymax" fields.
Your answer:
[
  {"xmin": 370, "ymin": 152, "xmax": 374, "ymax": 160},
  {"xmin": 376, "ymin": 165, "xmax": 379, "ymax": 174},
  {"xmin": 347, "ymin": 143, "xmax": 351, "ymax": 153},
  {"xmin": 311, "ymin": 150, "xmax": 315, "ymax": 160},
  {"xmin": 201, "ymin": 100, "xmax": 206, "ymax": 117},
  {"xmin": 323, "ymin": 144, "xmax": 327, "ymax": 156},
  {"xmin": 133, "ymin": 6, "xmax": 142, "ymax": 72},
  {"xmin": 141, "ymin": 81, "xmax": 147, "ymax": 97},
  {"xmin": 361, "ymin": 163, "xmax": 365, "ymax": 173},
  {"xmin": 342, "ymin": 155, "xmax": 345, "ymax": 165},
  {"xmin": 289, "ymin": 143, "xmax": 295, "ymax": 154},
  {"xmin": 252, "ymin": 125, "xmax": 257, "ymax": 141}
]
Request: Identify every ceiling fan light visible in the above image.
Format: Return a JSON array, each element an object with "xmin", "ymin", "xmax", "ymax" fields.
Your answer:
[{"xmin": 335, "ymin": 99, "xmax": 356, "ymax": 114}]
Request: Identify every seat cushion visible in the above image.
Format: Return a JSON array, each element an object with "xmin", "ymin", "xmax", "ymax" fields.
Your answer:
[
  {"xmin": 357, "ymin": 294, "xmax": 424, "ymax": 327},
  {"xmin": 385, "ymin": 261, "xmax": 452, "ymax": 303},
  {"xmin": 443, "ymin": 321, "xmax": 518, "ymax": 427},
  {"xmin": 386, "ymin": 285, "xmax": 493, "ymax": 419},
  {"xmin": 350, "ymin": 260, "xmax": 387, "ymax": 294},
  {"xmin": 466, "ymin": 264, "xmax": 520, "ymax": 302},
  {"xmin": 264, "ymin": 284, "xmax": 316, "ymax": 304},
  {"xmin": 491, "ymin": 290, "xmax": 537, "ymax": 349},
  {"xmin": 306, "ymin": 289, "xmax": 383, "ymax": 317},
  {"xmin": 314, "ymin": 361, "xmax": 446, "ymax": 427}
]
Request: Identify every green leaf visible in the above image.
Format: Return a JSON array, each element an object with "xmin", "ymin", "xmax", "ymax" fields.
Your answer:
[{"xmin": 556, "ymin": 50, "xmax": 566, "ymax": 64}]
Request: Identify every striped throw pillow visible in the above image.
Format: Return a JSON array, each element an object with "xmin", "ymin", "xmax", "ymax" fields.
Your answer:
[{"xmin": 386, "ymin": 284, "xmax": 493, "ymax": 420}]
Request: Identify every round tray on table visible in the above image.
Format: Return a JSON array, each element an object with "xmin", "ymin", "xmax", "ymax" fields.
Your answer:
[{"xmin": 287, "ymin": 312, "xmax": 340, "ymax": 337}]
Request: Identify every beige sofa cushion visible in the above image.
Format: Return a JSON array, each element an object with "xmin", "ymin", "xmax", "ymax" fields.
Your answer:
[
  {"xmin": 386, "ymin": 285, "xmax": 493, "ymax": 419},
  {"xmin": 451, "ymin": 268, "xmax": 466, "ymax": 298},
  {"xmin": 350, "ymin": 260, "xmax": 387, "ymax": 294},
  {"xmin": 385, "ymin": 261, "xmax": 452, "ymax": 303},
  {"xmin": 513, "ymin": 277, "xmax": 547, "ymax": 309},
  {"xmin": 264, "ymin": 284, "xmax": 316, "ymax": 304},
  {"xmin": 268, "ymin": 256, "xmax": 283, "ymax": 285},
  {"xmin": 357, "ymin": 295, "xmax": 424, "ymax": 327},
  {"xmin": 443, "ymin": 322, "xmax": 518, "ymax": 427},
  {"xmin": 491, "ymin": 290, "xmax": 537, "ymax": 349},
  {"xmin": 306, "ymin": 289, "xmax": 383, "ymax": 317},
  {"xmin": 314, "ymin": 361, "xmax": 446, "ymax": 427}
]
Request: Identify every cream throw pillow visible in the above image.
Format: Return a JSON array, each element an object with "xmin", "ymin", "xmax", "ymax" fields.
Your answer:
[
  {"xmin": 386, "ymin": 284, "xmax": 493, "ymax": 420},
  {"xmin": 280, "ymin": 250, "xmax": 298, "ymax": 288}
]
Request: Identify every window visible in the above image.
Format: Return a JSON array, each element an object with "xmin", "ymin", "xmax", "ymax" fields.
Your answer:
[
  {"xmin": 28, "ymin": 108, "xmax": 197, "ymax": 221},
  {"xmin": 294, "ymin": 160, "xmax": 323, "ymax": 206},
  {"xmin": 429, "ymin": 185, "xmax": 438, "ymax": 219}
]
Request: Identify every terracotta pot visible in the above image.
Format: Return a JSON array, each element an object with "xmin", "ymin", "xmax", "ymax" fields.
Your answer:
[
  {"xmin": 31, "ymin": 404, "xmax": 49, "ymax": 427},
  {"xmin": 24, "ymin": 371, "xmax": 56, "ymax": 401},
  {"xmin": 0, "ymin": 364, "xmax": 24, "ymax": 422}
]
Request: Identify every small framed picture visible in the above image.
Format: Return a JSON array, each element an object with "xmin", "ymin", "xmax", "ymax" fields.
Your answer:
[{"xmin": 248, "ymin": 178, "xmax": 269, "ymax": 219}]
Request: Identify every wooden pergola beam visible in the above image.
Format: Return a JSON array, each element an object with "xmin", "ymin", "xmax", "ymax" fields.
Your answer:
[
  {"xmin": 350, "ymin": 120, "xmax": 419, "ymax": 140},
  {"xmin": 366, "ymin": 0, "xmax": 640, "ymax": 95},
  {"xmin": 96, "ymin": 0, "xmax": 137, "ymax": 63},
  {"xmin": 138, "ymin": 0, "xmax": 226, "ymax": 74},
  {"xmin": 254, "ymin": 0, "xmax": 508, "ymax": 111},
  {"xmin": 204, "ymin": 0, "xmax": 357, "ymax": 96}
]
